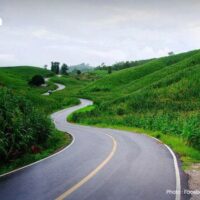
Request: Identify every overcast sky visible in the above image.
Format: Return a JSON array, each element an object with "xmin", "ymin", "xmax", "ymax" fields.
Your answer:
[{"xmin": 0, "ymin": 0, "xmax": 200, "ymax": 67}]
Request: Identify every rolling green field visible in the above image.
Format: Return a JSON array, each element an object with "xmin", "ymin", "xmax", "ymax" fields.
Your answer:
[
  {"xmin": 0, "ymin": 66, "xmax": 54, "ymax": 90},
  {"xmin": 69, "ymin": 49, "xmax": 200, "ymax": 167},
  {"xmin": 0, "ymin": 66, "xmax": 83, "ymax": 113}
]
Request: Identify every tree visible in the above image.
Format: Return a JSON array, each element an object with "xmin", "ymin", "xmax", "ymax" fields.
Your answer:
[
  {"xmin": 101, "ymin": 62, "xmax": 105, "ymax": 67},
  {"xmin": 61, "ymin": 63, "xmax": 68, "ymax": 75},
  {"xmin": 168, "ymin": 52, "xmax": 175, "ymax": 56},
  {"xmin": 51, "ymin": 62, "xmax": 60, "ymax": 74},
  {"xmin": 108, "ymin": 66, "xmax": 112, "ymax": 74},
  {"xmin": 29, "ymin": 75, "xmax": 45, "ymax": 86},
  {"xmin": 44, "ymin": 65, "xmax": 48, "ymax": 70},
  {"xmin": 77, "ymin": 70, "xmax": 81, "ymax": 75}
]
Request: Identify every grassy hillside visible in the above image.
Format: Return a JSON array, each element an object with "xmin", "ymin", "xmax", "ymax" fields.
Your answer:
[
  {"xmin": 0, "ymin": 66, "xmax": 104, "ymax": 115},
  {"xmin": 70, "ymin": 49, "xmax": 200, "ymax": 166},
  {"xmin": 0, "ymin": 66, "xmax": 84, "ymax": 174},
  {"xmin": 0, "ymin": 66, "xmax": 82, "ymax": 114},
  {"xmin": 80, "ymin": 50, "xmax": 200, "ymax": 102},
  {"xmin": 0, "ymin": 66, "xmax": 53, "ymax": 89}
]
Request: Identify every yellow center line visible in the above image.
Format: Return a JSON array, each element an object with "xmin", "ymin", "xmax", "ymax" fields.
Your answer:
[{"xmin": 55, "ymin": 134, "xmax": 117, "ymax": 200}]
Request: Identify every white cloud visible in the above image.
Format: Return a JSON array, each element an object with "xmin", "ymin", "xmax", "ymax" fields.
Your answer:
[
  {"xmin": 31, "ymin": 29, "xmax": 69, "ymax": 41},
  {"xmin": 0, "ymin": 0, "xmax": 199, "ymax": 67},
  {"xmin": 0, "ymin": 18, "xmax": 2, "ymax": 26},
  {"xmin": 0, "ymin": 54, "xmax": 17, "ymax": 65}
]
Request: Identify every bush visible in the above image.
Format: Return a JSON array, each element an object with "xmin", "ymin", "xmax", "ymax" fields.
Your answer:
[
  {"xmin": 29, "ymin": 75, "xmax": 45, "ymax": 86},
  {"xmin": 0, "ymin": 88, "xmax": 52, "ymax": 162}
]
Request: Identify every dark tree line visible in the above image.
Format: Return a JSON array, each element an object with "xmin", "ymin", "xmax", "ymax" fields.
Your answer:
[
  {"xmin": 61, "ymin": 63, "xmax": 68, "ymax": 75},
  {"xmin": 96, "ymin": 58, "xmax": 154, "ymax": 72},
  {"xmin": 50, "ymin": 62, "xmax": 69, "ymax": 75},
  {"xmin": 51, "ymin": 62, "xmax": 60, "ymax": 74}
]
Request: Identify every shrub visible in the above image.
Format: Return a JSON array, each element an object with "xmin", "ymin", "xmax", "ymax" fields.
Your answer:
[
  {"xmin": 29, "ymin": 75, "xmax": 45, "ymax": 86},
  {"xmin": 0, "ymin": 88, "xmax": 51, "ymax": 162}
]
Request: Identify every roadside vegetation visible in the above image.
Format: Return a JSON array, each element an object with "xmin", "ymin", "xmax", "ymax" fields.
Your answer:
[
  {"xmin": 0, "ymin": 66, "xmax": 85, "ymax": 174},
  {"xmin": 0, "ymin": 89, "xmax": 71, "ymax": 174},
  {"xmin": 0, "ymin": 65, "xmax": 105, "ymax": 174},
  {"xmin": 69, "ymin": 49, "xmax": 200, "ymax": 167},
  {"xmin": 0, "ymin": 88, "xmax": 51, "ymax": 162}
]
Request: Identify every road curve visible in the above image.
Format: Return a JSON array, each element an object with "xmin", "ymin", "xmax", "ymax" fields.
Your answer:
[
  {"xmin": 0, "ymin": 99, "xmax": 189, "ymax": 200},
  {"xmin": 43, "ymin": 78, "xmax": 65, "ymax": 95}
]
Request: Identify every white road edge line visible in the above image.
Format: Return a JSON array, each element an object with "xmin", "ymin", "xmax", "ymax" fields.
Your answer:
[
  {"xmin": 0, "ymin": 134, "xmax": 75, "ymax": 178},
  {"xmin": 152, "ymin": 137, "xmax": 181, "ymax": 200},
  {"xmin": 165, "ymin": 144, "xmax": 181, "ymax": 200}
]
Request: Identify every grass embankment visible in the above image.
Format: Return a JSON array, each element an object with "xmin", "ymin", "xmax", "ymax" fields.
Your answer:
[
  {"xmin": 69, "ymin": 49, "xmax": 200, "ymax": 168},
  {"xmin": 68, "ymin": 106, "xmax": 200, "ymax": 169},
  {"xmin": 111, "ymin": 127, "xmax": 200, "ymax": 169}
]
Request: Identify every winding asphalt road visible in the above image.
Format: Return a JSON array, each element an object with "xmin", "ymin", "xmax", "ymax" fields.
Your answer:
[
  {"xmin": 0, "ymin": 99, "xmax": 189, "ymax": 200},
  {"xmin": 43, "ymin": 78, "xmax": 65, "ymax": 95}
]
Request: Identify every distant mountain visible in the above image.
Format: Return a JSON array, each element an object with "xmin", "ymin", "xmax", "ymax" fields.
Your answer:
[{"xmin": 69, "ymin": 63, "xmax": 94, "ymax": 73}]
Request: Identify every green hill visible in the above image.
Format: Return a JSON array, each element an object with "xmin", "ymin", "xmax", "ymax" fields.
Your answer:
[
  {"xmin": 0, "ymin": 66, "xmax": 79, "ymax": 112},
  {"xmin": 0, "ymin": 66, "xmax": 53, "ymax": 90},
  {"xmin": 0, "ymin": 66, "xmax": 63, "ymax": 114},
  {"xmin": 71, "ymin": 49, "xmax": 200, "ymax": 155},
  {"xmin": 80, "ymin": 49, "xmax": 200, "ymax": 102}
]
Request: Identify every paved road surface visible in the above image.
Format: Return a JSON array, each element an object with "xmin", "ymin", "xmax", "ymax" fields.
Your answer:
[
  {"xmin": 43, "ymin": 78, "xmax": 65, "ymax": 95},
  {"xmin": 0, "ymin": 99, "xmax": 189, "ymax": 200}
]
